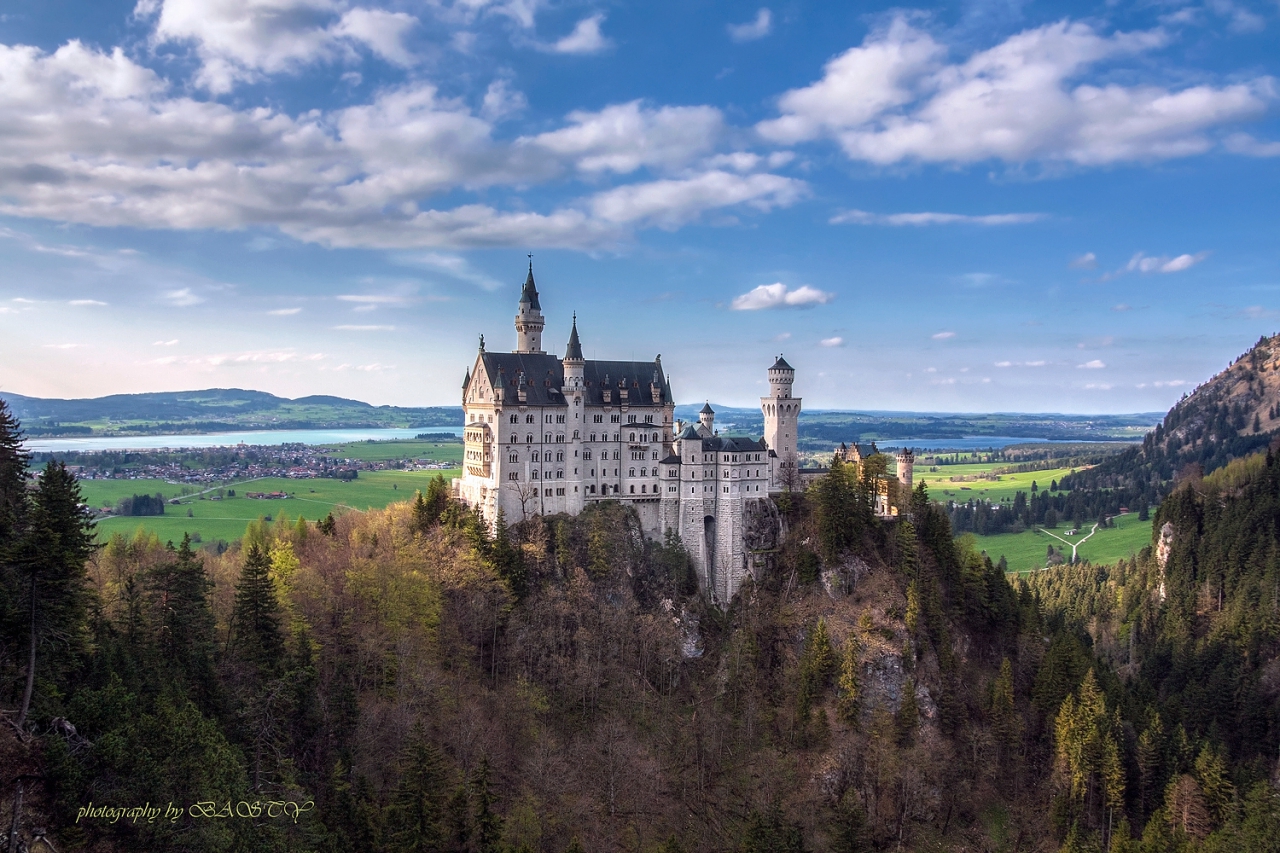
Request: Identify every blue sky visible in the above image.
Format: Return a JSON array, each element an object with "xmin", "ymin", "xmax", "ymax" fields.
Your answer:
[{"xmin": 1, "ymin": 0, "xmax": 1278, "ymax": 412}]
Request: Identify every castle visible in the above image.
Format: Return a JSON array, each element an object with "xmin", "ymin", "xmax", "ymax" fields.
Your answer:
[{"xmin": 455, "ymin": 264, "xmax": 913, "ymax": 603}]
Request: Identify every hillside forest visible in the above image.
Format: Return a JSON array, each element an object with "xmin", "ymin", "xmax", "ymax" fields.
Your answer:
[{"xmin": 2, "ymin": 354, "xmax": 1280, "ymax": 853}]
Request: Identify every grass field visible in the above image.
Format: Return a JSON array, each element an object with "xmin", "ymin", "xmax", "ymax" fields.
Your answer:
[
  {"xmin": 83, "ymin": 470, "xmax": 452, "ymax": 545},
  {"xmin": 321, "ymin": 439, "xmax": 462, "ymax": 464},
  {"xmin": 918, "ymin": 464, "xmax": 1084, "ymax": 503},
  {"xmin": 973, "ymin": 510, "xmax": 1155, "ymax": 575}
]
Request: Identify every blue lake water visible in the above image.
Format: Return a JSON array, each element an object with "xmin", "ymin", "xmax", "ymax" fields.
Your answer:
[
  {"xmin": 24, "ymin": 427, "xmax": 1129, "ymax": 454},
  {"xmin": 25, "ymin": 427, "xmax": 466, "ymax": 453}
]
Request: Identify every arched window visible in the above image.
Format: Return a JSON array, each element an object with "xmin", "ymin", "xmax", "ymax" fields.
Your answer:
[
  {"xmin": 630, "ymin": 485, "xmax": 635, "ymax": 494},
  {"xmin": 629, "ymin": 432, "xmax": 636, "ymax": 442},
  {"xmin": 526, "ymin": 414, "xmax": 534, "ymax": 423},
  {"xmin": 510, "ymin": 414, "xmax": 517, "ymax": 423},
  {"xmin": 629, "ymin": 468, "xmax": 636, "ymax": 477},
  {"xmin": 526, "ymin": 434, "xmax": 533, "ymax": 443}
]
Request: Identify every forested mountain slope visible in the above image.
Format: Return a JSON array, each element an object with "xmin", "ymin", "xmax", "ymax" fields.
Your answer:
[{"xmin": 1061, "ymin": 334, "xmax": 1280, "ymax": 507}]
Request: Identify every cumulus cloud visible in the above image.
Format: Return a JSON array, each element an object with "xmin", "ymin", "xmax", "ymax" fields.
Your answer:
[
  {"xmin": 142, "ymin": 0, "xmax": 421, "ymax": 93},
  {"xmin": 757, "ymin": 16, "xmax": 1274, "ymax": 166},
  {"xmin": 547, "ymin": 14, "xmax": 611, "ymax": 55},
  {"xmin": 1224, "ymin": 133, "xmax": 1280, "ymax": 157},
  {"xmin": 1078, "ymin": 359, "xmax": 1106, "ymax": 369},
  {"xmin": 931, "ymin": 331, "xmax": 955, "ymax": 340},
  {"xmin": 0, "ymin": 42, "xmax": 804, "ymax": 250},
  {"xmin": 728, "ymin": 9, "xmax": 772, "ymax": 42},
  {"xmin": 1070, "ymin": 252, "xmax": 1098, "ymax": 269},
  {"xmin": 830, "ymin": 209, "xmax": 1044, "ymax": 226},
  {"xmin": 529, "ymin": 101, "xmax": 724, "ymax": 174},
  {"xmin": 819, "ymin": 336, "xmax": 845, "ymax": 347},
  {"xmin": 588, "ymin": 171, "xmax": 807, "ymax": 229},
  {"xmin": 730, "ymin": 282, "xmax": 835, "ymax": 310},
  {"xmin": 163, "ymin": 287, "xmax": 204, "ymax": 306}
]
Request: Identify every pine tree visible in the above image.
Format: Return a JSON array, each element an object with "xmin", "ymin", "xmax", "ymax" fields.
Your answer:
[
  {"xmin": 471, "ymin": 757, "xmax": 503, "ymax": 853},
  {"xmin": 145, "ymin": 534, "xmax": 218, "ymax": 708},
  {"xmin": 230, "ymin": 542, "xmax": 285, "ymax": 676},
  {"xmin": 991, "ymin": 657, "xmax": 1019, "ymax": 760},
  {"xmin": 896, "ymin": 680, "xmax": 919, "ymax": 746},
  {"xmin": 836, "ymin": 634, "xmax": 861, "ymax": 726},
  {"xmin": 15, "ymin": 461, "xmax": 96, "ymax": 729},
  {"xmin": 386, "ymin": 722, "xmax": 449, "ymax": 852}
]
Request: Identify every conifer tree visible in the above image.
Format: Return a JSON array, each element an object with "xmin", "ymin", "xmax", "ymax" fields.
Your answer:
[
  {"xmin": 145, "ymin": 534, "xmax": 218, "ymax": 708},
  {"xmin": 230, "ymin": 541, "xmax": 284, "ymax": 676},
  {"xmin": 386, "ymin": 722, "xmax": 449, "ymax": 852},
  {"xmin": 990, "ymin": 658, "xmax": 1019, "ymax": 761},
  {"xmin": 836, "ymin": 634, "xmax": 861, "ymax": 726},
  {"xmin": 15, "ymin": 461, "xmax": 96, "ymax": 729},
  {"xmin": 471, "ymin": 757, "xmax": 503, "ymax": 853}
]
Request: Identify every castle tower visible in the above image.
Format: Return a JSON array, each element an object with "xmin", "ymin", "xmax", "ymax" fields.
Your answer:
[
  {"xmin": 698, "ymin": 402, "xmax": 715, "ymax": 436},
  {"xmin": 563, "ymin": 313, "xmax": 584, "ymax": 387},
  {"xmin": 762, "ymin": 355, "xmax": 800, "ymax": 460},
  {"xmin": 896, "ymin": 448, "xmax": 914, "ymax": 505},
  {"xmin": 514, "ymin": 260, "xmax": 545, "ymax": 353}
]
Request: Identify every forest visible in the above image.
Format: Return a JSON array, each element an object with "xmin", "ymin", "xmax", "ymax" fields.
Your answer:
[{"xmin": 2, "ymin": 397, "xmax": 1279, "ymax": 852}]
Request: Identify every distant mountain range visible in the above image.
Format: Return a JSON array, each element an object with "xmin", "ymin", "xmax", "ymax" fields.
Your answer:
[
  {"xmin": 0, "ymin": 389, "xmax": 461, "ymax": 436},
  {"xmin": 0, "ymin": 388, "xmax": 1162, "ymax": 443}
]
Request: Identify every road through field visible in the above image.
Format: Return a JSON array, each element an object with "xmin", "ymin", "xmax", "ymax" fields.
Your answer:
[{"xmin": 1036, "ymin": 522, "xmax": 1099, "ymax": 563}]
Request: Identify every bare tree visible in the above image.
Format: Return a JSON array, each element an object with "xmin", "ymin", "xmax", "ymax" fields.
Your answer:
[{"xmin": 507, "ymin": 480, "xmax": 540, "ymax": 522}]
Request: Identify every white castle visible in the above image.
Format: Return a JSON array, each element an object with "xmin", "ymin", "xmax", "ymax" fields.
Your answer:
[{"xmin": 455, "ymin": 264, "xmax": 912, "ymax": 603}]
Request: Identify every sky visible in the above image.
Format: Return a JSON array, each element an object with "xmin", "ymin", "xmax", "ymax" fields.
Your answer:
[{"xmin": 0, "ymin": 0, "xmax": 1278, "ymax": 413}]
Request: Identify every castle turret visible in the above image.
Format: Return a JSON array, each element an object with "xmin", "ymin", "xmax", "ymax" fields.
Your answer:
[
  {"xmin": 563, "ymin": 313, "xmax": 584, "ymax": 389},
  {"xmin": 698, "ymin": 401, "xmax": 715, "ymax": 436},
  {"xmin": 514, "ymin": 260, "xmax": 545, "ymax": 353},
  {"xmin": 762, "ymin": 355, "xmax": 801, "ymax": 463},
  {"xmin": 896, "ymin": 447, "xmax": 914, "ymax": 503}
]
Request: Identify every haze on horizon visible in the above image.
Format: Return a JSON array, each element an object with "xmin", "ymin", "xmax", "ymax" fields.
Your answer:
[{"xmin": 1, "ymin": 0, "xmax": 1278, "ymax": 414}]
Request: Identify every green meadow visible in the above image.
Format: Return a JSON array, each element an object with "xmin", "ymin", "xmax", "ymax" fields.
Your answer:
[
  {"xmin": 917, "ymin": 464, "xmax": 1084, "ymax": 503},
  {"xmin": 322, "ymin": 438, "xmax": 463, "ymax": 464},
  {"xmin": 82, "ymin": 469, "xmax": 454, "ymax": 546},
  {"xmin": 973, "ymin": 509, "xmax": 1155, "ymax": 575}
]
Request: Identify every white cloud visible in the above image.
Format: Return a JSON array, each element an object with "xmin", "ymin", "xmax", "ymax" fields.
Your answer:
[
  {"xmin": 400, "ymin": 252, "xmax": 501, "ymax": 290},
  {"xmin": 1078, "ymin": 359, "xmax": 1106, "ymax": 369},
  {"xmin": 995, "ymin": 359, "xmax": 1046, "ymax": 367},
  {"xmin": 730, "ymin": 282, "xmax": 835, "ymax": 311},
  {"xmin": 757, "ymin": 17, "xmax": 1274, "ymax": 166},
  {"xmin": 831, "ymin": 209, "xmax": 1044, "ymax": 226},
  {"xmin": 547, "ymin": 14, "xmax": 610, "ymax": 55},
  {"xmin": 1154, "ymin": 379, "xmax": 1188, "ymax": 387},
  {"xmin": 356, "ymin": 362, "xmax": 394, "ymax": 371},
  {"xmin": 153, "ymin": 339, "xmax": 179, "ymax": 345},
  {"xmin": 163, "ymin": 287, "xmax": 204, "ymax": 306},
  {"xmin": 1083, "ymin": 383, "xmax": 1113, "ymax": 390},
  {"xmin": 268, "ymin": 307, "xmax": 302, "ymax": 315},
  {"xmin": 994, "ymin": 360, "xmax": 1012, "ymax": 367},
  {"xmin": 480, "ymin": 79, "xmax": 527, "ymax": 122},
  {"xmin": 336, "ymin": 293, "xmax": 412, "ymax": 306},
  {"xmin": 68, "ymin": 299, "xmax": 108, "ymax": 306},
  {"xmin": 1224, "ymin": 133, "xmax": 1280, "ymax": 157},
  {"xmin": 728, "ymin": 9, "xmax": 772, "ymax": 43},
  {"xmin": 1070, "ymin": 252, "xmax": 1098, "ymax": 269},
  {"xmin": 529, "ymin": 101, "xmax": 724, "ymax": 174},
  {"xmin": 820, "ymin": 336, "xmax": 845, "ymax": 347},
  {"xmin": 43, "ymin": 343, "xmax": 83, "ymax": 349},
  {"xmin": 931, "ymin": 331, "xmax": 955, "ymax": 340},
  {"xmin": 333, "ymin": 324, "xmax": 395, "ymax": 330},
  {"xmin": 143, "ymin": 0, "xmax": 420, "ymax": 93},
  {"xmin": 589, "ymin": 171, "xmax": 807, "ymax": 229},
  {"xmin": 1126, "ymin": 251, "xmax": 1209, "ymax": 273},
  {"xmin": 1113, "ymin": 303, "xmax": 1131, "ymax": 311},
  {"xmin": 0, "ymin": 42, "xmax": 799, "ymax": 250}
]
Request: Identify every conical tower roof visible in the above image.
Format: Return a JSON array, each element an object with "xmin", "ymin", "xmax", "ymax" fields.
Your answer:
[
  {"xmin": 771, "ymin": 354, "xmax": 794, "ymax": 371},
  {"xmin": 519, "ymin": 260, "xmax": 541, "ymax": 310},
  {"xmin": 565, "ymin": 312, "xmax": 583, "ymax": 360},
  {"xmin": 700, "ymin": 401, "xmax": 715, "ymax": 414}
]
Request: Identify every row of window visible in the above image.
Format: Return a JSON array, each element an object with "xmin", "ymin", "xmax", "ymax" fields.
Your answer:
[{"xmin": 688, "ymin": 452, "xmax": 764, "ymax": 463}]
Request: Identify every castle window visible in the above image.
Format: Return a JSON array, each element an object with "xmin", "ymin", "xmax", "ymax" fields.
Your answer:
[
  {"xmin": 556, "ymin": 434, "xmax": 564, "ymax": 443},
  {"xmin": 612, "ymin": 485, "xmax": 619, "ymax": 494},
  {"xmin": 613, "ymin": 450, "xmax": 619, "ymax": 459},
  {"xmin": 532, "ymin": 470, "xmax": 539, "ymax": 479},
  {"xmin": 545, "ymin": 415, "xmax": 552, "ymax": 423},
  {"xmin": 556, "ymin": 488, "xmax": 565, "ymax": 496},
  {"xmin": 610, "ymin": 415, "xmax": 620, "ymax": 423},
  {"xmin": 724, "ymin": 487, "xmax": 729, "ymax": 493},
  {"xmin": 584, "ymin": 450, "xmax": 592, "ymax": 459},
  {"xmin": 627, "ymin": 414, "xmax": 637, "ymax": 423},
  {"xmin": 573, "ymin": 430, "xmax": 579, "ymax": 439},
  {"xmin": 545, "ymin": 433, "xmax": 551, "ymax": 442},
  {"xmin": 593, "ymin": 414, "xmax": 603, "ymax": 423},
  {"xmin": 629, "ymin": 468, "xmax": 636, "ymax": 477},
  {"xmin": 652, "ymin": 452, "xmax": 658, "ymax": 460},
  {"xmin": 629, "ymin": 432, "xmax": 636, "ymax": 442},
  {"xmin": 652, "ymin": 433, "xmax": 659, "ymax": 442},
  {"xmin": 556, "ymin": 452, "xmax": 564, "ymax": 462},
  {"xmin": 644, "ymin": 415, "xmax": 653, "ymax": 423},
  {"xmin": 509, "ymin": 453, "xmax": 517, "ymax": 463},
  {"xmin": 545, "ymin": 489, "xmax": 552, "ymax": 496},
  {"xmin": 630, "ymin": 485, "xmax": 635, "ymax": 493},
  {"xmin": 556, "ymin": 415, "xmax": 565, "ymax": 423},
  {"xmin": 526, "ymin": 434, "xmax": 533, "ymax": 443},
  {"xmin": 557, "ymin": 470, "xmax": 563, "ymax": 479},
  {"xmin": 532, "ymin": 451, "xmax": 540, "ymax": 462},
  {"xmin": 510, "ymin": 414, "xmax": 517, "ymax": 423},
  {"xmin": 526, "ymin": 415, "xmax": 534, "ymax": 423},
  {"xmin": 510, "ymin": 435, "xmax": 517, "ymax": 443},
  {"xmin": 641, "ymin": 485, "xmax": 646, "ymax": 493},
  {"xmin": 508, "ymin": 472, "xmax": 518, "ymax": 480}
]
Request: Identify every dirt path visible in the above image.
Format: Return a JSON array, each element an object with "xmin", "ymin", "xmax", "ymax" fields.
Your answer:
[{"xmin": 1035, "ymin": 522, "xmax": 1100, "ymax": 564}]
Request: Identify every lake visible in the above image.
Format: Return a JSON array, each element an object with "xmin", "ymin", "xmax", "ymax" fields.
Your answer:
[{"xmin": 25, "ymin": 427, "xmax": 466, "ymax": 453}]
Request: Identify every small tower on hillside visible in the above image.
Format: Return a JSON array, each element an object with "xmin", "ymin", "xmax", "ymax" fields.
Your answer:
[
  {"xmin": 514, "ymin": 260, "xmax": 545, "ymax": 354},
  {"xmin": 762, "ymin": 355, "xmax": 801, "ymax": 459},
  {"xmin": 896, "ymin": 448, "xmax": 914, "ymax": 504},
  {"xmin": 698, "ymin": 402, "xmax": 715, "ymax": 437}
]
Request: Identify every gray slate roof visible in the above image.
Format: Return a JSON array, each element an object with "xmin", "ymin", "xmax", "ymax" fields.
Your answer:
[
  {"xmin": 519, "ymin": 263, "xmax": 541, "ymax": 310},
  {"xmin": 476, "ymin": 352, "xmax": 672, "ymax": 407},
  {"xmin": 771, "ymin": 355, "xmax": 794, "ymax": 371}
]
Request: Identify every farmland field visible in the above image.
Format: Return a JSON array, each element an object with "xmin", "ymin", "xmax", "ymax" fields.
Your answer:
[
  {"xmin": 973, "ymin": 509, "xmax": 1155, "ymax": 575},
  {"xmin": 82, "ymin": 469, "xmax": 453, "ymax": 545},
  {"xmin": 917, "ymin": 464, "xmax": 1085, "ymax": 503},
  {"xmin": 321, "ymin": 438, "xmax": 463, "ymax": 464}
]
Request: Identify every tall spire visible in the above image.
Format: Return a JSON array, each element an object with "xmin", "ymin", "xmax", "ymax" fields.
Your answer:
[
  {"xmin": 520, "ymin": 256, "xmax": 540, "ymax": 310},
  {"xmin": 565, "ymin": 311, "xmax": 583, "ymax": 360}
]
